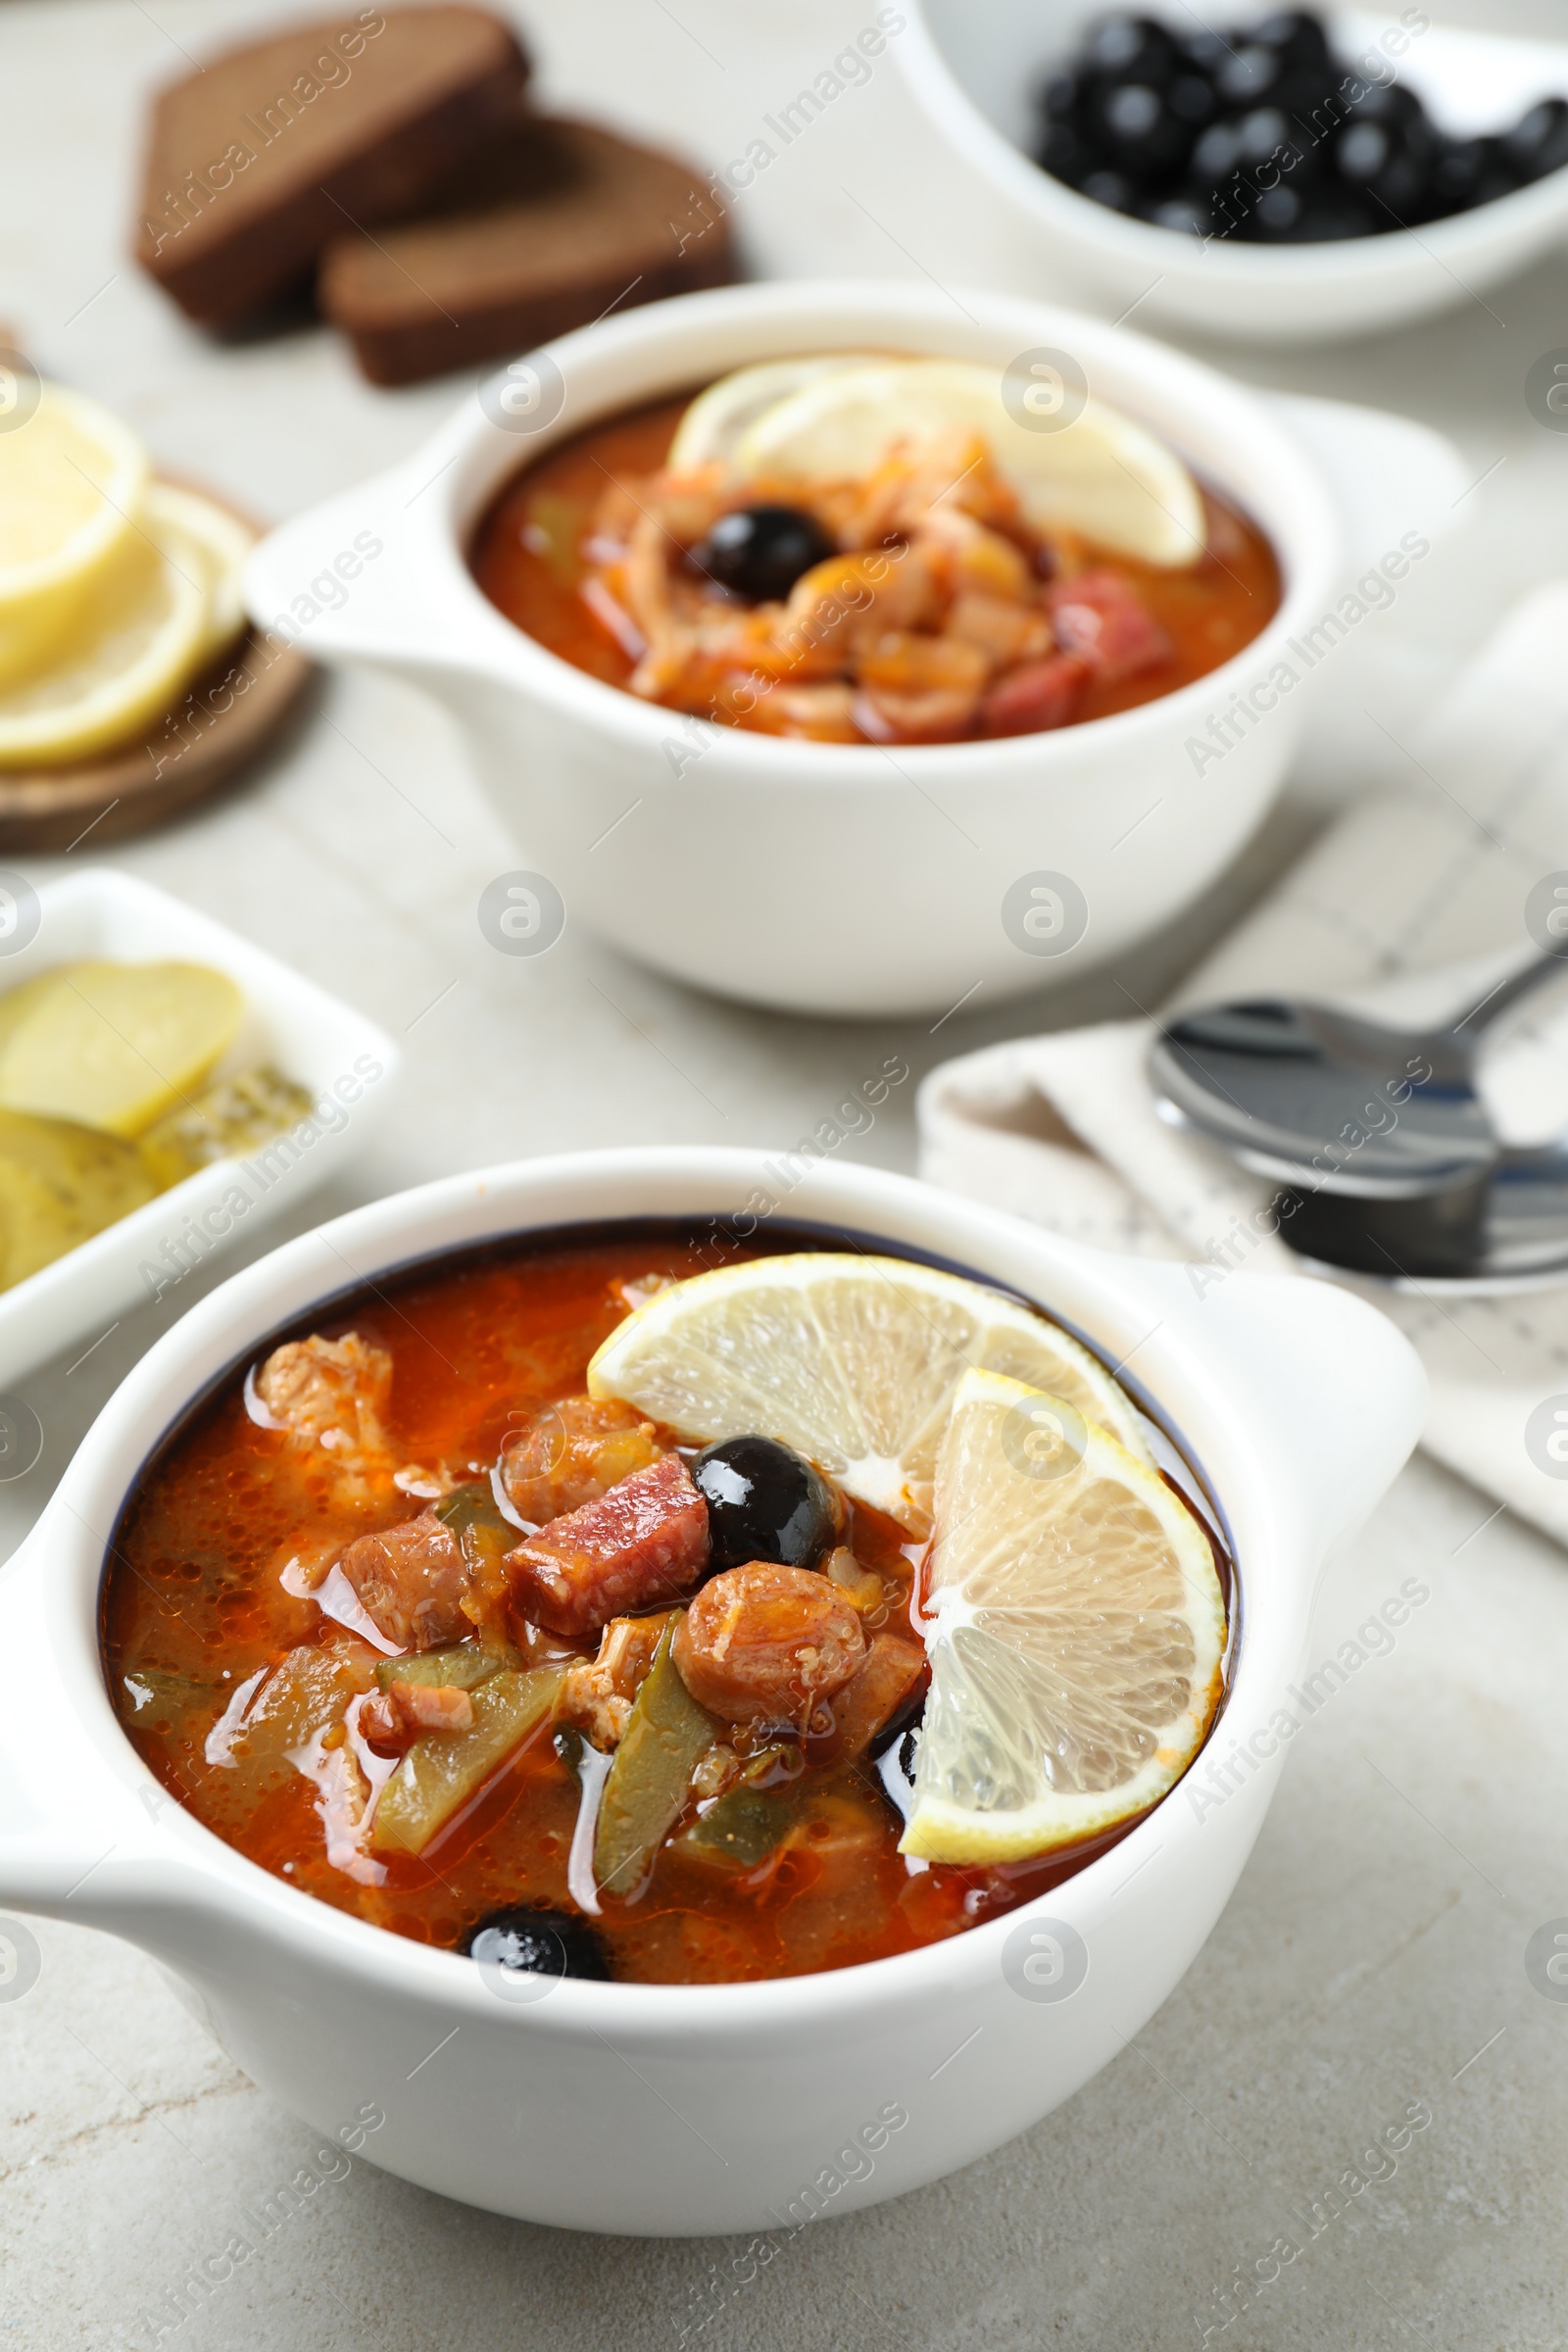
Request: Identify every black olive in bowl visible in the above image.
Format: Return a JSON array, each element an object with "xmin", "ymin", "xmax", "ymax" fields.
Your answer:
[
  {"xmin": 688, "ymin": 505, "xmax": 836, "ymax": 604},
  {"xmin": 466, "ymin": 1908, "xmax": 612, "ymax": 1982},
  {"xmin": 691, "ymin": 1435, "xmax": 840, "ymax": 1572},
  {"xmin": 1031, "ymin": 7, "xmax": 1568, "ymax": 245}
]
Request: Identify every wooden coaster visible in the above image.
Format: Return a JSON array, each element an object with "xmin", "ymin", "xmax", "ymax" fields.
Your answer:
[{"xmin": 0, "ymin": 489, "xmax": 314, "ymax": 854}]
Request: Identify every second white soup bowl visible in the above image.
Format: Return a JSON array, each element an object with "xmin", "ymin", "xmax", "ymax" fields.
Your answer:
[
  {"xmin": 244, "ymin": 280, "xmax": 1352, "ymax": 1018},
  {"xmin": 0, "ymin": 1150, "xmax": 1423, "ymax": 2233}
]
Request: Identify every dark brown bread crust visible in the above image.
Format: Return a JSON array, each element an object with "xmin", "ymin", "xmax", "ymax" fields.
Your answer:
[
  {"xmin": 135, "ymin": 6, "xmax": 529, "ymax": 326},
  {"xmin": 318, "ymin": 116, "xmax": 734, "ymax": 386}
]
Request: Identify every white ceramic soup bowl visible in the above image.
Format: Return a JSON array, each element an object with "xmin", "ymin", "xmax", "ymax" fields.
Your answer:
[
  {"xmin": 893, "ymin": 1, "xmax": 1568, "ymax": 346},
  {"xmin": 0, "ymin": 1148, "xmax": 1421, "ymax": 2235},
  {"xmin": 243, "ymin": 278, "xmax": 1358, "ymax": 1020}
]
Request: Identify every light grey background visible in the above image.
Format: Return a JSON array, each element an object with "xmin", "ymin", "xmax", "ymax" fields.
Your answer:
[{"xmin": 1, "ymin": 2, "xmax": 1565, "ymax": 2343}]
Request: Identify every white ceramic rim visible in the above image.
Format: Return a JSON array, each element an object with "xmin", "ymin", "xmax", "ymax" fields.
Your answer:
[
  {"xmin": 43, "ymin": 1147, "xmax": 1344, "ymax": 2046},
  {"xmin": 268, "ymin": 279, "xmax": 1344, "ymax": 788}
]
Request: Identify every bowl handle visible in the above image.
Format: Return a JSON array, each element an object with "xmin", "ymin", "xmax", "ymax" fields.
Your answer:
[
  {"xmin": 1119, "ymin": 1259, "xmax": 1427, "ymax": 1566},
  {"xmin": 0, "ymin": 1522, "xmax": 181, "ymax": 1928},
  {"xmin": 241, "ymin": 433, "xmax": 499, "ymax": 676},
  {"xmin": 1265, "ymin": 392, "xmax": 1469, "ymax": 575}
]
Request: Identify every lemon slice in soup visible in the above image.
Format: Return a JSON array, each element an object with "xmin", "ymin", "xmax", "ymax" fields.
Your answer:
[
  {"xmin": 902, "ymin": 1367, "xmax": 1226, "ymax": 1863},
  {"xmin": 0, "ymin": 959, "xmax": 243, "ymax": 1137},
  {"xmin": 667, "ymin": 356, "xmax": 877, "ymax": 471},
  {"xmin": 730, "ymin": 358, "xmax": 1205, "ymax": 566},
  {"xmin": 587, "ymin": 1252, "xmax": 1149, "ymax": 1535}
]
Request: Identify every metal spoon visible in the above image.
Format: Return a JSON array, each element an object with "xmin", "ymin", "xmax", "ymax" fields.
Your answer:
[{"xmin": 1148, "ymin": 948, "xmax": 1568, "ymax": 1284}]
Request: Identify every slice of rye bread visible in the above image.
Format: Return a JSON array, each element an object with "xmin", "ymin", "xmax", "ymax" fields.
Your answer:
[
  {"xmin": 318, "ymin": 115, "xmax": 734, "ymax": 386},
  {"xmin": 135, "ymin": 6, "xmax": 529, "ymax": 326}
]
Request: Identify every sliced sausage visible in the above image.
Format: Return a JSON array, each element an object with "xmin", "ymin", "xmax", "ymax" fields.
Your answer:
[
  {"xmin": 337, "ymin": 1510, "xmax": 470, "ymax": 1651},
  {"xmin": 672, "ymin": 1562, "xmax": 866, "ymax": 1727},
  {"xmin": 1047, "ymin": 569, "xmax": 1171, "ymax": 683},
  {"xmin": 500, "ymin": 1394, "xmax": 664, "ymax": 1525},
  {"xmin": 506, "ymin": 1452, "xmax": 709, "ymax": 1639}
]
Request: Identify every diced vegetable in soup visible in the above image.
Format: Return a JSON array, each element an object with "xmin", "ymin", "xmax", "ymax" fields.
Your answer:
[
  {"xmin": 470, "ymin": 355, "xmax": 1281, "ymax": 746},
  {"xmin": 105, "ymin": 1227, "xmax": 1233, "ymax": 1986}
]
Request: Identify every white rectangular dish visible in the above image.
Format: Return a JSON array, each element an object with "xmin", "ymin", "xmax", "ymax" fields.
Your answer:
[{"xmin": 0, "ymin": 867, "xmax": 398, "ymax": 1390}]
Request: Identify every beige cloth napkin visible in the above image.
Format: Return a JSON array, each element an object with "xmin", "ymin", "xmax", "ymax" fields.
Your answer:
[{"xmin": 918, "ymin": 586, "xmax": 1568, "ymax": 1548}]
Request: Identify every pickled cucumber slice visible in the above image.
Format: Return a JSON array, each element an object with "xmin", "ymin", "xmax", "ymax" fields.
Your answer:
[
  {"xmin": 594, "ymin": 1623, "xmax": 717, "ymax": 1898},
  {"xmin": 0, "ymin": 958, "xmax": 242, "ymax": 1137},
  {"xmin": 371, "ymin": 1666, "xmax": 564, "ymax": 1856},
  {"xmin": 0, "ymin": 1108, "xmax": 157, "ymax": 1290},
  {"xmin": 138, "ymin": 1062, "xmax": 313, "ymax": 1187}
]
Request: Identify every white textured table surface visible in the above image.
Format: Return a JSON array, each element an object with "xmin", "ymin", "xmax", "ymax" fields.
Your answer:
[{"xmin": 4, "ymin": 3, "xmax": 1568, "ymax": 2345}]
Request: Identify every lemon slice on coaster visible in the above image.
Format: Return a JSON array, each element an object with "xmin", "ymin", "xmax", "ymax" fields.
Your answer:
[
  {"xmin": 901, "ymin": 1367, "xmax": 1226, "ymax": 1864},
  {"xmin": 668, "ymin": 356, "xmax": 878, "ymax": 471},
  {"xmin": 144, "ymin": 483, "xmax": 255, "ymax": 662},
  {"xmin": 0, "ymin": 959, "xmax": 243, "ymax": 1137},
  {"xmin": 0, "ymin": 498, "xmax": 210, "ymax": 769},
  {"xmin": 0, "ymin": 383, "xmax": 151, "ymax": 684},
  {"xmin": 587, "ymin": 1251, "xmax": 1149, "ymax": 1534},
  {"xmin": 731, "ymin": 358, "xmax": 1205, "ymax": 567}
]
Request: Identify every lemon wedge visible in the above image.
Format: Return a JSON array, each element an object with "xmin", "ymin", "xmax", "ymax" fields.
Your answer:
[
  {"xmin": 144, "ymin": 483, "xmax": 255, "ymax": 662},
  {"xmin": 0, "ymin": 959, "xmax": 243, "ymax": 1137},
  {"xmin": 0, "ymin": 383, "xmax": 150, "ymax": 685},
  {"xmin": 667, "ymin": 356, "xmax": 877, "ymax": 471},
  {"xmin": 730, "ymin": 358, "xmax": 1205, "ymax": 567},
  {"xmin": 0, "ymin": 497, "xmax": 211, "ymax": 768},
  {"xmin": 900, "ymin": 1367, "xmax": 1226, "ymax": 1864},
  {"xmin": 587, "ymin": 1251, "xmax": 1149, "ymax": 1534}
]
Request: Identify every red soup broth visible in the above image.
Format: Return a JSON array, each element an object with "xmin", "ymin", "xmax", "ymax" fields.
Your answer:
[
  {"xmin": 102, "ymin": 1225, "xmax": 1233, "ymax": 1985},
  {"xmin": 469, "ymin": 390, "xmax": 1281, "ymax": 743}
]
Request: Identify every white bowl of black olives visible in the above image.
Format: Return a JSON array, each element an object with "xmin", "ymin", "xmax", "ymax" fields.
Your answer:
[{"xmin": 895, "ymin": 2, "xmax": 1568, "ymax": 343}]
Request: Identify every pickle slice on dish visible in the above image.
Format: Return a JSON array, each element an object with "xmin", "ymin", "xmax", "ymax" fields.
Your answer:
[
  {"xmin": 138, "ymin": 1061, "xmax": 313, "ymax": 1186},
  {"xmin": 0, "ymin": 1107, "xmax": 157, "ymax": 1290},
  {"xmin": 0, "ymin": 958, "xmax": 242, "ymax": 1137}
]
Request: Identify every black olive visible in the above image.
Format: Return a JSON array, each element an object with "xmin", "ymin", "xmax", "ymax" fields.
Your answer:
[
  {"xmin": 1168, "ymin": 74, "xmax": 1216, "ymax": 129},
  {"xmin": 1088, "ymin": 79, "xmax": 1195, "ymax": 181},
  {"xmin": 1178, "ymin": 26, "xmax": 1232, "ymax": 74},
  {"xmin": 1188, "ymin": 122, "xmax": 1245, "ymax": 189},
  {"xmin": 1235, "ymin": 105, "xmax": 1291, "ymax": 167},
  {"xmin": 466, "ymin": 1907, "xmax": 611, "ymax": 1982},
  {"xmin": 1216, "ymin": 45, "xmax": 1282, "ymax": 108},
  {"xmin": 1037, "ymin": 121, "xmax": 1097, "ymax": 186},
  {"xmin": 1250, "ymin": 182, "xmax": 1306, "ymax": 239},
  {"xmin": 1143, "ymin": 194, "xmax": 1213, "ymax": 236},
  {"xmin": 1251, "ymin": 10, "xmax": 1331, "ymax": 71},
  {"xmin": 689, "ymin": 505, "xmax": 835, "ymax": 605},
  {"xmin": 1039, "ymin": 71, "xmax": 1081, "ymax": 124},
  {"xmin": 1080, "ymin": 167, "xmax": 1137, "ymax": 212},
  {"xmin": 1083, "ymin": 14, "xmax": 1178, "ymax": 85},
  {"xmin": 1334, "ymin": 113, "xmax": 1433, "ymax": 221},
  {"xmin": 1505, "ymin": 97, "xmax": 1568, "ymax": 184},
  {"xmin": 691, "ymin": 1435, "xmax": 839, "ymax": 1573},
  {"xmin": 1290, "ymin": 189, "xmax": 1378, "ymax": 240},
  {"xmin": 1033, "ymin": 7, "xmax": 1530, "ymax": 244}
]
